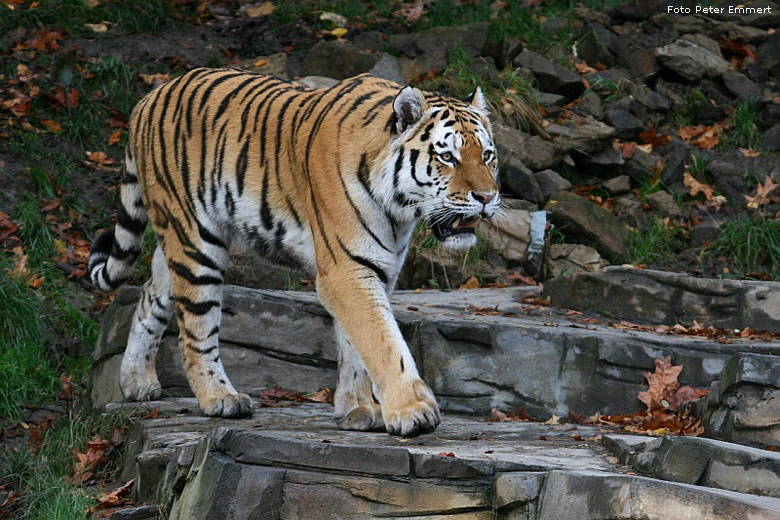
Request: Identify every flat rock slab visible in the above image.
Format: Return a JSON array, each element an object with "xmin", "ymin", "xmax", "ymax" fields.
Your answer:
[
  {"xmin": 112, "ymin": 398, "xmax": 780, "ymax": 519},
  {"xmin": 91, "ymin": 284, "xmax": 780, "ymax": 418}
]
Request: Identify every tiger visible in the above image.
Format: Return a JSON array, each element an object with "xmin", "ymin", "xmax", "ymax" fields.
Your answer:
[{"xmin": 88, "ymin": 67, "xmax": 500, "ymax": 437}]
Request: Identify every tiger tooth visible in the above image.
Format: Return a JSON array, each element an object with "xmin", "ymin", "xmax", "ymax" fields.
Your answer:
[{"xmin": 452, "ymin": 220, "xmax": 460, "ymax": 229}]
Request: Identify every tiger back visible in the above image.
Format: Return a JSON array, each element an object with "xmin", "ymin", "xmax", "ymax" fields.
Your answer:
[{"xmin": 89, "ymin": 68, "xmax": 500, "ymax": 436}]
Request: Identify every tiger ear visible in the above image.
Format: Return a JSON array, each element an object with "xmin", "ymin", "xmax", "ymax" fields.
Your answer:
[
  {"xmin": 466, "ymin": 86, "xmax": 488, "ymax": 113},
  {"xmin": 393, "ymin": 86, "xmax": 426, "ymax": 133}
]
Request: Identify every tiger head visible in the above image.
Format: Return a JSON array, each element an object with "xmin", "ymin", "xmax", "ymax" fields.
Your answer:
[{"xmin": 384, "ymin": 85, "xmax": 500, "ymax": 250}]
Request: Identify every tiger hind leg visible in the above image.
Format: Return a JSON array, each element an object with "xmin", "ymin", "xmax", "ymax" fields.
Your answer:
[
  {"xmin": 162, "ymin": 231, "xmax": 252, "ymax": 418},
  {"xmin": 120, "ymin": 244, "xmax": 172, "ymax": 401},
  {"xmin": 333, "ymin": 325, "xmax": 384, "ymax": 431}
]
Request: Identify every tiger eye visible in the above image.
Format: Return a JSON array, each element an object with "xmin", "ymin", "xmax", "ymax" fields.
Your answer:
[{"xmin": 440, "ymin": 152, "xmax": 453, "ymax": 162}]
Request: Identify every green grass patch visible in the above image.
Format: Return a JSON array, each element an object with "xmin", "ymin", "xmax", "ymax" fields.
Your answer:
[
  {"xmin": 722, "ymin": 99, "xmax": 765, "ymax": 150},
  {"xmin": 626, "ymin": 218, "xmax": 684, "ymax": 266},
  {"xmin": 1, "ymin": 408, "xmax": 132, "ymax": 520},
  {"xmin": 0, "ymin": 0, "xmax": 172, "ymax": 35},
  {"xmin": 712, "ymin": 217, "xmax": 780, "ymax": 277}
]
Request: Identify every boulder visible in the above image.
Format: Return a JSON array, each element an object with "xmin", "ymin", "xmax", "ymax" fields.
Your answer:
[
  {"xmin": 610, "ymin": 35, "xmax": 658, "ymax": 81},
  {"xmin": 476, "ymin": 209, "xmax": 531, "ymax": 264},
  {"xmin": 514, "ymin": 50, "xmax": 585, "ymax": 99},
  {"xmin": 707, "ymin": 160, "xmax": 748, "ymax": 203},
  {"xmin": 368, "ymin": 53, "xmax": 404, "ymax": 84},
  {"xmin": 585, "ymin": 68, "xmax": 632, "ymax": 87},
  {"xmin": 544, "ymin": 266, "xmax": 780, "ymax": 333},
  {"xmin": 296, "ymin": 76, "xmax": 339, "ymax": 89},
  {"xmin": 499, "ymin": 157, "xmax": 544, "ymax": 204},
  {"xmin": 646, "ymin": 190, "xmax": 682, "ymax": 218},
  {"xmin": 576, "ymin": 23, "xmax": 617, "ymax": 67},
  {"xmin": 389, "ymin": 22, "xmax": 490, "ymax": 59},
  {"xmin": 602, "ymin": 175, "xmax": 631, "ymax": 196},
  {"xmin": 680, "ymin": 33, "xmax": 723, "ymax": 57},
  {"xmin": 690, "ymin": 218, "xmax": 722, "ymax": 246},
  {"xmin": 760, "ymin": 122, "xmax": 780, "ymax": 152},
  {"xmin": 578, "ymin": 90, "xmax": 603, "ymax": 118},
  {"xmin": 720, "ymin": 70, "xmax": 763, "ymax": 101},
  {"xmin": 630, "ymin": 84, "xmax": 672, "ymax": 112},
  {"xmin": 604, "ymin": 434, "xmax": 780, "ymax": 498},
  {"xmin": 544, "ymin": 118, "xmax": 616, "ymax": 155},
  {"xmin": 655, "ymin": 39, "xmax": 729, "ymax": 82},
  {"xmin": 545, "ymin": 244, "xmax": 607, "ymax": 278},
  {"xmin": 534, "ymin": 169, "xmax": 572, "ymax": 200},
  {"xmin": 602, "ymin": 109, "xmax": 645, "ymax": 141},
  {"xmin": 239, "ymin": 52, "xmax": 294, "ymax": 78},
  {"xmin": 757, "ymin": 34, "xmax": 780, "ymax": 76},
  {"xmin": 398, "ymin": 48, "xmax": 448, "ymax": 82},
  {"xmin": 301, "ymin": 40, "xmax": 378, "ymax": 80},
  {"xmin": 493, "ymin": 122, "xmax": 567, "ymax": 172},
  {"xmin": 544, "ymin": 190, "xmax": 629, "ymax": 260}
]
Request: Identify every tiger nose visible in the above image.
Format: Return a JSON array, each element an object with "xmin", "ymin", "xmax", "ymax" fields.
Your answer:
[{"xmin": 471, "ymin": 191, "xmax": 496, "ymax": 205}]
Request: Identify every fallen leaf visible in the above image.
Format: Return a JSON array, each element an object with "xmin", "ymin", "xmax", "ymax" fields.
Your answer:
[
  {"xmin": 86, "ymin": 150, "xmax": 115, "ymax": 165},
  {"xmin": 683, "ymin": 172, "xmax": 713, "ymax": 201},
  {"xmin": 243, "ymin": 1, "xmax": 275, "ymax": 18},
  {"xmin": 459, "ymin": 275, "xmax": 480, "ymax": 289},
  {"xmin": 543, "ymin": 414, "xmax": 560, "ymax": 425},
  {"xmin": 331, "ymin": 27, "xmax": 348, "ymax": 39},
  {"xmin": 138, "ymin": 72, "xmax": 170, "ymax": 88},
  {"xmin": 678, "ymin": 125, "xmax": 706, "ymax": 141},
  {"xmin": 574, "ymin": 61, "xmax": 597, "ymax": 74},
  {"xmin": 305, "ymin": 387, "xmax": 334, "ymax": 404},
  {"xmin": 41, "ymin": 119, "xmax": 62, "ymax": 132},
  {"xmin": 107, "ymin": 129, "xmax": 122, "ymax": 145},
  {"xmin": 254, "ymin": 58, "xmax": 268, "ymax": 68},
  {"xmin": 84, "ymin": 22, "xmax": 110, "ymax": 32},
  {"xmin": 96, "ymin": 479, "xmax": 134, "ymax": 508},
  {"xmin": 745, "ymin": 173, "xmax": 779, "ymax": 209},
  {"xmin": 739, "ymin": 148, "xmax": 761, "ymax": 158},
  {"xmin": 639, "ymin": 124, "xmax": 671, "ymax": 148}
]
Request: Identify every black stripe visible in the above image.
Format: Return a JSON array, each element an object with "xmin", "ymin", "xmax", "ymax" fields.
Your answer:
[
  {"xmin": 117, "ymin": 204, "xmax": 147, "ymax": 235},
  {"xmin": 408, "ymin": 149, "xmax": 432, "ymax": 187},
  {"xmin": 393, "ymin": 146, "xmax": 404, "ymax": 189},
  {"xmin": 177, "ymin": 297, "xmax": 220, "ymax": 315},
  {"xmin": 285, "ymin": 196, "xmax": 302, "ymax": 228},
  {"xmin": 236, "ymin": 140, "xmax": 249, "ymax": 196},
  {"xmin": 110, "ymin": 243, "xmax": 141, "ymax": 261},
  {"xmin": 338, "ymin": 90, "xmax": 378, "ymax": 126},
  {"xmin": 336, "ymin": 236, "xmax": 388, "ymax": 285},
  {"xmin": 186, "ymin": 343, "xmax": 218, "ymax": 355},
  {"xmin": 335, "ymin": 164, "xmax": 392, "ymax": 253},
  {"xmin": 357, "ymin": 153, "xmax": 372, "ymax": 196},
  {"xmin": 197, "ymin": 71, "xmax": 245, "ymax": 112},
  {"xmin": 196, "ymin": 219, "xmax": 227, "ymax": 249},
  {"xmin": 169, "ymin": 260, "xmax": 223, "ymax": 286}
]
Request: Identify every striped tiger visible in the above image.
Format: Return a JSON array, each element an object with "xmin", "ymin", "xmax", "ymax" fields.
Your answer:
[{"xmin": 88, "ymin": 68, "xmax": 500, "ymax": 437}]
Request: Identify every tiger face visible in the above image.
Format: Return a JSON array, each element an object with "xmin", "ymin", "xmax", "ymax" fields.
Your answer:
[{"xmin": 385, "ymin": 85, "xmax": 500, "ymax": 250}]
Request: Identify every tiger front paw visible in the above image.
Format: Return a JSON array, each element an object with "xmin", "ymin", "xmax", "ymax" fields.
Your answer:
[
  {"xmin": 200, "ymin": 392, "xmax": 253, "ymax": 418},
  {"xmin": 382, "ymin": 379, "xmax": 441, "ymax": 437},
  {"xmin": 335, "ymin": 403, "xmax": 385, "ymax": 432},
  {"xmin": 120, "ymin": 371, "xmax": 162, "ymax": 402}
]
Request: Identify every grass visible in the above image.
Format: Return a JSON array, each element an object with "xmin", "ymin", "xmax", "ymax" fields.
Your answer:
[
  {"xmin": 0, "ymin": 0, "xmax": 172, "ymax": 35},
  {"xmin": 722, "ymin": 99, "xmax": 765, "ymax": 150},
  {"xmin": 626, "ymin": 217, "xmax": 684, "ymax": 266},
  {"xmin": 712, "ymin": 217, "xmax": 780, "ymax": 277},
  {"xmin": 1, "ymin": 408, "xmax": 131, "ymax": 520}
]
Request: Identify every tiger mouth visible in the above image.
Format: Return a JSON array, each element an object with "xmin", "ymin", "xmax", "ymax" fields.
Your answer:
[{"xmin": 431, "ymin": 215, "xmax": 479, "ymax": 240}]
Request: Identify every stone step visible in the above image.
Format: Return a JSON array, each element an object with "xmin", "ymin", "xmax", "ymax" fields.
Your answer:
[
  {"xmin": 109, "ymin": 398, "xmax": 780, "ymax": 520},
  {"xmin": 91, "ymin": 285, "xmax": 780, "ymax": 418}
]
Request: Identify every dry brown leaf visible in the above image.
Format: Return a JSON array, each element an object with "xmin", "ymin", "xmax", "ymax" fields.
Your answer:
[
  {"xmin": 84, "ymin": 22, "xmax": 110, "ymax": 32},
  {"xmin": 459, "ymin": 275, "xmax": 480, "ymax": 289},
  {"xmin": 97, "ymin": 479, "xmax": 134, "ymax": 508},
  {"xmin": 639, "ymin": 124, "xmax": 671, "ymax": 148},
  {"xmin": 41, "ymin": 119, "xmax": 62, "ymax": 132},
  {"xmin": 678, "ymin": 125, "xmax": 706, "ymax": 141},
  {"xmin": 739, "ymin": 148, "xmax": 761, "ymax": 158},
  {"xmin": 107, "ymin": 129, "xmax": 122, "ymax": 146},
  {"xmin": 394, "ymin": 1, "xmax": 425, "ymax": 23},
  {"xmin": 745, "ymin": 173, "xmax": 779, "ymax": 208},
  {"xmin": 243, "ymin": 1, "xmax": 275, "ymax": 18},
  {"xmin": 86, "ymin": 150, "xmax": 115, "ymax": 165},
  {"xmin": 254, "ymin": 58, "xmax": 268, "ymax": 68},
  {"xmin": 683, "ymin": 172, "xmax": 713, "ymax": 201},
  {"xmin": 574, "ymin": 61, "xmax": 597, "ymax": 74},
  {"xmin": 138, "ymin": 72, "xmax": 171, "ymax": 88}
]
